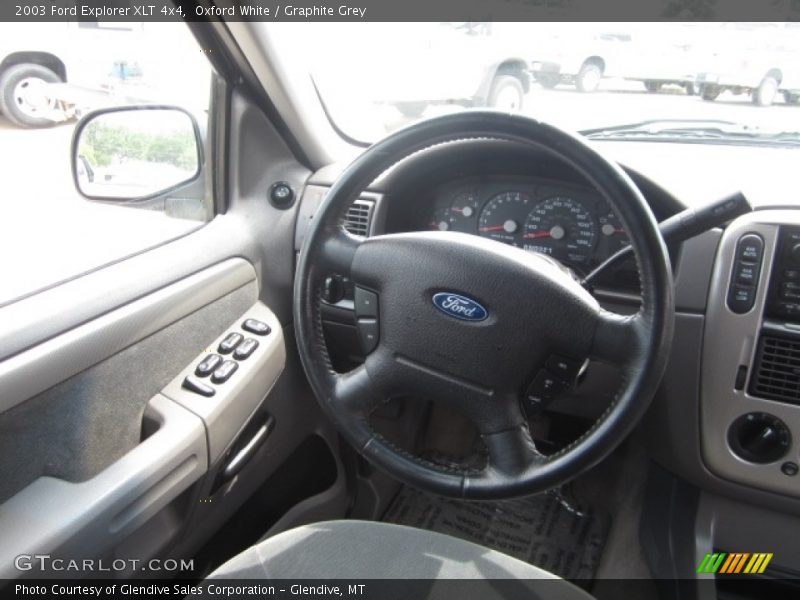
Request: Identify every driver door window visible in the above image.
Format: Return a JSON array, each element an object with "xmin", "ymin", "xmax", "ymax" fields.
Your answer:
[{"xmin": 0, "ymin": 21, "xmax": 213, "ymax": 306}]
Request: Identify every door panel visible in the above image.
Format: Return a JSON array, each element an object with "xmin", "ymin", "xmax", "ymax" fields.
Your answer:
[
  {"xmin": 0, "ymin": 81, "xmax": 342, "ymax": 578},
  {"xmin": 0, "ymin": 258, "xmax": 272, "ymax": 570},
  {"xmin": 0, "ymin": 286, "xmax": 292, "ymax": 578}
]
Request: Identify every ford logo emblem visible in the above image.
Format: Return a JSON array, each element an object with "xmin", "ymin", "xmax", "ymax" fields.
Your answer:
[{"xmin": 432, "ymin": 292, "xmax": 488, "ymax": 322}]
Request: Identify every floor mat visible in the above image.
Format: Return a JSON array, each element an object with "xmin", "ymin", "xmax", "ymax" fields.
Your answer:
[{"xmin": 383, "ymin": 485, "xmax": 611, "ymax": 580}]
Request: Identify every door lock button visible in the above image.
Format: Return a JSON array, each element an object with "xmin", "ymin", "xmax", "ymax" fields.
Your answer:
[
  {"xmin": 233, "ymin": 338, "xmax": 259, "ymax": 360},
  {"xmin": 218, "ymin": 332, "xmax": 244, "ymax": 354},
  {"xmin": 211, "ymin": 360, "xmax": 239, "ymax": 384},
  {"xmin": 195, "ymin": 353, "xmax": 223, "ymax": 377}
]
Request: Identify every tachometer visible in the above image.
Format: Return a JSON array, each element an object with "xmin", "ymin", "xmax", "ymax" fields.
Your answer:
[
  {"xmin": 523, "ymin": 196, "xmax": 597, "ymax": 264},
  {"xmin": 477, "ymin": 191, "xmax": 533, "ymax": 246}
]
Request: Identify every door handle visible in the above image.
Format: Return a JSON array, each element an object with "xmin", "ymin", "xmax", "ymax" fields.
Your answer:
[{"xmin": 222, "ymin": 416, "xmax": 274, "ymax": 481}]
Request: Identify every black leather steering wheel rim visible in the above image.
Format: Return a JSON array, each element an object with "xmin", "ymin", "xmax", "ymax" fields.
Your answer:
[{"xmin": 294, "ymin": 111, "xmax": 674, "ymax": 499}]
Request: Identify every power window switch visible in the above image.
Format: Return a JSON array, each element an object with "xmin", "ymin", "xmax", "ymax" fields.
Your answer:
[
  {"xmin": 233, "ymin": 338, "xmax": 259, "ymax": 360},
  {"xmin": 195, "ymin": 353, "xmax": 223, "ymax": 377},
  {"xmin": 242, "ymin": 319, "xmax": 271, "ymax": 336},
  {"xmin": 211, "ymin": 360, "xmax": 238, "ymax": 384},
  {"xmin": 218, "ymin": 332, "xmax": 243, "ymax": 354}
]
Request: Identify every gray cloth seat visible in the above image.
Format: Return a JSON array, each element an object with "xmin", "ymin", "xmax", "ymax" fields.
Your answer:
[{"xmin": 208, "ymin": 520, "xmax": 594, "ymax": 599}]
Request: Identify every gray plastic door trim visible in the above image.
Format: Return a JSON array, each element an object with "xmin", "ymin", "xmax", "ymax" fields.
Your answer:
[{"xmin": 0, "ymin": 394, "xmax": 207, "ymax": 578}]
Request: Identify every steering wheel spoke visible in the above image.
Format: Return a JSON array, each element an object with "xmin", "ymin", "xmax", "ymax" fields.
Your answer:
[
  {"xmin": 483, "ymin": 425, "xmax": 543, "ymax": 475},
  {"xmin": 590, "ymin": 308, "xmax": 645, "ymax": 365},
  {"xmin": 332, "ymin": 364, "xmax": 383, "ymax": 418},
  {"xmin": 319, "ymin": 228, "xmax": 361, "ymax": 274},
  {"xmin": 447, "ymin": 392, "xmax": 544, "ymax": 477}
]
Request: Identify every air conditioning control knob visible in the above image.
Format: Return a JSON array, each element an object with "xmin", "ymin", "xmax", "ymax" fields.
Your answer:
[{"xmin": 728, "ymin": 412, "xmax": 791, "ymax": 464}]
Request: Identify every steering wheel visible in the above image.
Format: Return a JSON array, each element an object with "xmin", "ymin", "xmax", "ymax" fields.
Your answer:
[{"xmin": 294, "ymin": 112, "xmax": 674, "ymax": 499}]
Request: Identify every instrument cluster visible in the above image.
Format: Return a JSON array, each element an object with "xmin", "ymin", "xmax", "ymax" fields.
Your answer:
[{"xmin": 426, "ymin": 178, "xmax": 631, "ymax": 277}]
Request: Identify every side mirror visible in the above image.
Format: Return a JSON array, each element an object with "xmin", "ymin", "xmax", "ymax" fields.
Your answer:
[{"xmin": 72, "ymin": 106, "xmax": 202, "ymax": 201}]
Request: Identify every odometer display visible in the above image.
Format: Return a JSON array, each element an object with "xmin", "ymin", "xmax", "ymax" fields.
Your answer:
[{"xmin": 523, "ymin": 196, "xmax": 597, "ymax": 264}]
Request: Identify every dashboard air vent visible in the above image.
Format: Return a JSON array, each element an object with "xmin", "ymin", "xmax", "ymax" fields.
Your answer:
[
  {"xmin": 342, "ymin": 198, "xmax": 375, "ymax": 237},
  {"xmin": 750, "ymin": 334, "xmax": 800, "ymax": 404}
]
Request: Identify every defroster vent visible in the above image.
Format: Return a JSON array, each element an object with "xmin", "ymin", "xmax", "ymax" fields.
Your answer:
[
  {"xmin": 750, "ymin": 334, "xmax": 800, "ymax": 404},
  {"xmin": 342, "ymin": 198, "xmax": 375, "ymax": 237}
]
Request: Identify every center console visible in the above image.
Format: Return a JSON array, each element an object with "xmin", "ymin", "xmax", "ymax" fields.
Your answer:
[{"xmin": 702, "ymin": 210, "xmax": 800, "ymax": 497}]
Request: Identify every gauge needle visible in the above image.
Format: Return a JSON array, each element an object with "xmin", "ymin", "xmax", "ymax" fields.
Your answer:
[
  {"xmin": 523, "ymin": 231, "xmax": 552, "ymax": 239},
  {"xmin": 602, "ymin": 223, "xmax": 626, "ymax": 236},
  {"xmin": 481, "ymin": 220, "xmax": 518, "ymax": 233}
]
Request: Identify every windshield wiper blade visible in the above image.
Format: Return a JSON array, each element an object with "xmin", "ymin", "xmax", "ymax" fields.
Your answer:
[
  {"xmin": 580, "ymin": 119, "xmax": 800, "ymax": 147},
  {"xmin": 581, "ymin": 119, "xmax": 740, "ymax": 135}
]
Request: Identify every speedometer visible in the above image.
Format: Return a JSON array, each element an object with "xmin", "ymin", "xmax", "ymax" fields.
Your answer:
[
  {"xmin": 523, "ymin": 196, "xmax": 597, "ymax": 264},
  {"xmin": 477, "ymin": 191, "xmax": 533, "ymax": 246}
]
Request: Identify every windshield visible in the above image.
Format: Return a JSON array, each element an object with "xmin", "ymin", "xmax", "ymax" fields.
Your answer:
[{"xmin": 293, "ymin": 22, "xmax": 800, "ymax": 144}]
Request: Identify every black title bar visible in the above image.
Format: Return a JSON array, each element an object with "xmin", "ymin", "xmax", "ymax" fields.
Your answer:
[{"xmin": 3, "ymin": 0, "xmax": 800, "ymax": 22}]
